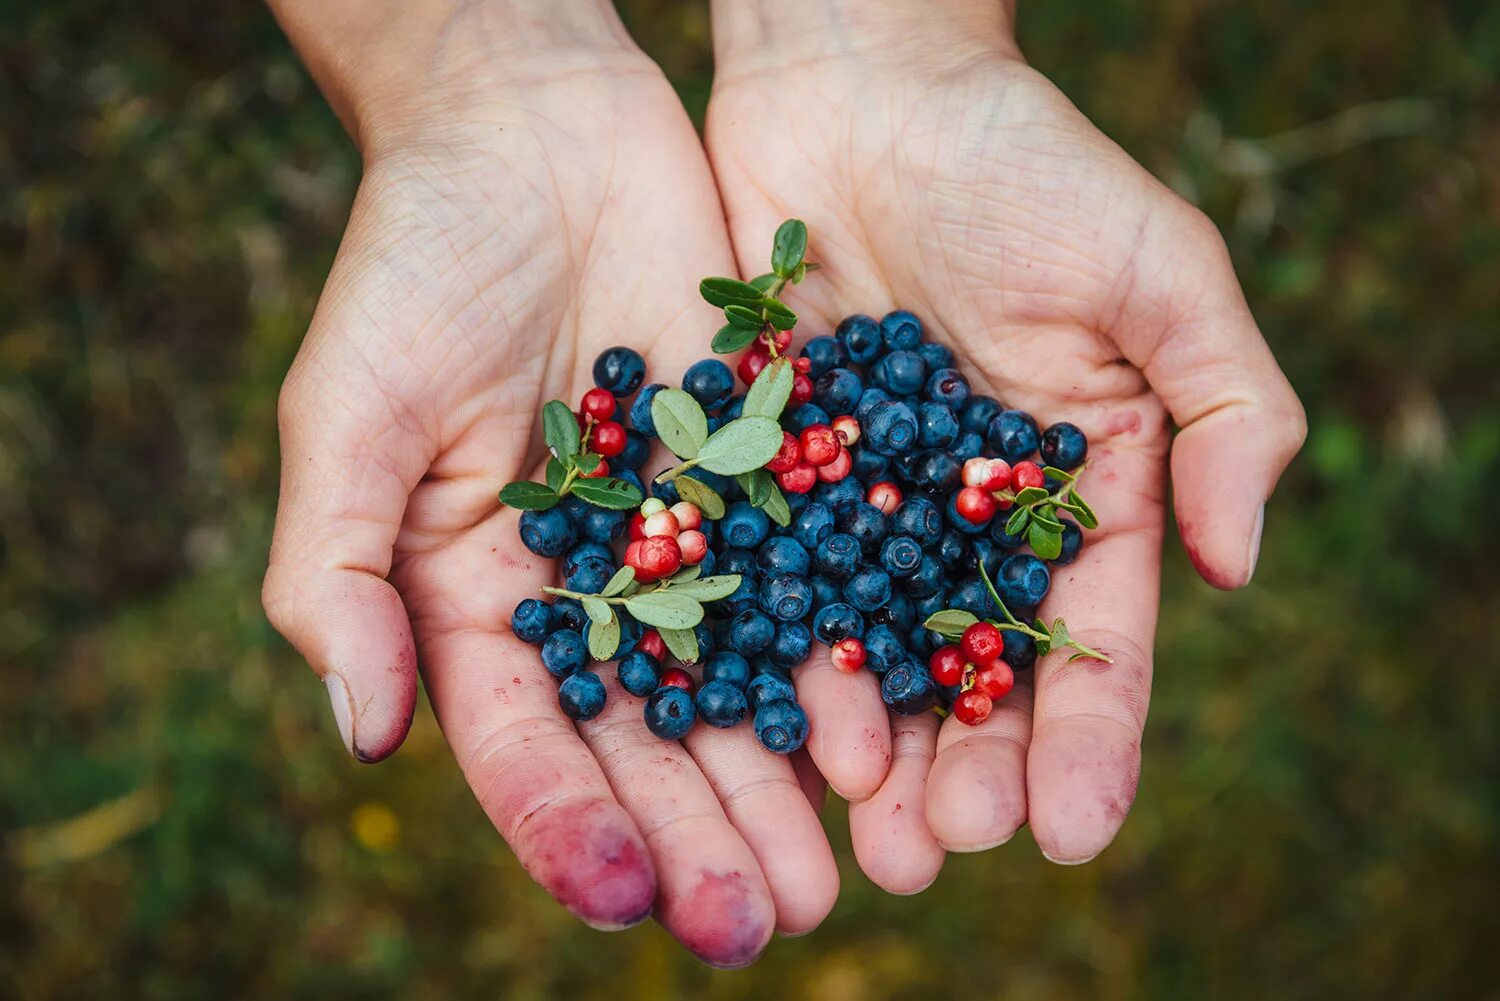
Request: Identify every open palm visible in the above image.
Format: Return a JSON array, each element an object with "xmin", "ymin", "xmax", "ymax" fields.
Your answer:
[{"xmin": 707, "ymin": 36, "xmax": 1304, "ymax": 885}]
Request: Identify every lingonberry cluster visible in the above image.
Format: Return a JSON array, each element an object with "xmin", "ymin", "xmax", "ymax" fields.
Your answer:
[{"xmin": 501, "ymin": 220, "xmax": 1112, "ymax": 757}]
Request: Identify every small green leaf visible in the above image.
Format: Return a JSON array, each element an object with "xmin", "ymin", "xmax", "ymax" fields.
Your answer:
[
  {"xmin": 651, "ymin": 388, "xmax": 709, "ymax": 459},
  {"xmin": 1004, "ymin": 505, "xmax": 1031, "ymax": 538},
  {"xmin": 791, "ymin": 262, "xmax": 807, "ymax": 284},
  {"xmin": 545, "ymin": 458, "xmax": 567, "ymax": 492},
  {"xmin": 669, "ymin": 564, "xmax": 703, "ymax": 584},
  {"xmin": 1050, "ymin": 618, "xmax": 1071, "ymax": 649},
  {"xmin": 700, "ymin": 276, "xmax": 764, "ymax": 308},
  {"xmin": 1016, "ymin": 486, "xmax": 1050, "ymax": 506},
  {"xmin": 1029, "ymin": 520, "xmax": 1064, "ymax": 560},
  {"xmin": 923, "ymin": 608, "xmax": 979, "ymax": 640},
  {"xmin": 761, "ymin": 483, "xmax": 791, "ymax": 526},
  {"xmin": 696, "ymin": 416, "xmax": 785, "ymax": 475},
  {"xmin": 569, "ymin": 477, "xmax": 642, "ymax": 510},
  {"xmin": 711, "ymin": 324, "xmax": 760, "ymax": 354},
  {"xmin": 724, "ymin": 304, "xmax": 763, "ymax": 330},
  {"xmin": 624, "ymin": 591, "xmax": 705, "ymax": 630},
  {"xmin": 740, "ymin": 469, "xmax": 773, "ymax": 506},
  {"xmin": 582, "ymin": 595, "xmax": 613, "ymax": 625},
  {"xmin": 1042, "ymin": 466, "xmax": 1076, "ymax": 483},
  {"xmin": 1030, "ymin": 506, "xmax": 1063, "ymax": 531},
  {"xmin": 668, "ymin": 574, "xmax": 744, "ymax": 602},
  {"xmin": 762, "ymin": 298, "xmax": 797, "ymax": 330},
  {"xmin": 587, "ymin": 612, "xmax": 621, "ymax": 661},
  {"xmin": 770, "ymin": 218, "xmax": 808, "ymax": 278},
  {"xmin": 659, "ymin": 626, "xmax": 700, "ymax": 664},
  {"xmin": 743, "ymin": 358, "xmax": 794, "ymax": 419},
  {"xmin": 674, "ymin": 474, "xmax": 726, "ymax": 519},
  {"xmin": 499, "ymin": 481, "xmax": 560, "ymax": 510},
  {"xmin": 574, "ymin": 451, "xmax": 602, "ymax": 475},
  {"xmin": 543, "ymin": 400, "xmax": 580, "ymax": 459},
  {"xmin": 1070, "ymin": 492, "xmax": 1099, "ymax": 530},
  {"xmin": 749, "ymin": 272, "xmax": 778, "ymax": 292},
  {"xmin": 600, "ymin": 565, "xmax": 636, "ymax": 598}
]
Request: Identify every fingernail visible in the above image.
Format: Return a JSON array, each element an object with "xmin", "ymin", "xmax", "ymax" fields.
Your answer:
[
  {"xmin": 1041, "ymin": 849, "xmax": 1100, "ymax": 866},
  {"xmin": 324, "ymin": 673, "xmax": 355, "ymax": 755},
  {"xmin": 1245, "ymin": 504, "xmax": 1265, "ymax": 584}
]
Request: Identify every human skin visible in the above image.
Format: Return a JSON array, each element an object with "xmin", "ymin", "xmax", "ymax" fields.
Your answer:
[{"xmin": 706, "ymin": 0, "xmax": 1306, "ymax": 888}]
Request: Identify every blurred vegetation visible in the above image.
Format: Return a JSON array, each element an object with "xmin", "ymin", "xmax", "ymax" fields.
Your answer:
[{"xmin": 2, "ymin": 1, "xmax": 1498, "ymax": 998}]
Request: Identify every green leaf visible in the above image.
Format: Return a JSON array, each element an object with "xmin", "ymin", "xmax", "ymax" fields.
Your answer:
[
  {"xmin": 923, "ymin": 608, "xmax": 979, "ymax": 640},
  {"xmin": 724, "ymin": 304, "xmax": 763, "ymax": 330},
  {"xmin": 740, "ymin": 469, "xmax": 773, "ymax": 506},
  {"xmin": 582, "ymin": 595, "xmax": 613, "ymax": 625},
  {"xmin": 1004, "ymin": 505, "xmax": 1031, "ymax": 538},
  {"xmin": 761, "ymin": 483, "xmax": 791, "ymax": 526},
  {"xmin": 659, "ymin": 626, "xmax": 700, "ymax": 664},
  {"xmin": 651, "ymin": 388, "xmax": 709, "ymax": 460},
  {"xmin": 1029, "ymin": 520, "xmax": 1064, "ymax": 560},
  {"xmin": 1042, "ymin": 466, "xmax": 1076, "ymax": 483},
  {"xmin": 762, "ymin": 299, "xmax": 797, "ymax": 330},
  {"xmin": 1016, "ymin": 486, "xmax": 1050, "ymax": 506},
  {"xmin": 668, "ymin": 574, "xmax": 744, "ymax": 602},
  {"xmin": 700, "ymin": 276, "xmax": 764, "ymax": 308},
  {"xmin": 624, "ymin": 591, "xmax": 705, "ymax": 630},
  {"xmin": 574, "ymin": 451, "xmax": 602, "ymax": 475},
  {"xmin": 542, "ymin": 400, "xmax": 580, "ymax": 459},
  {"xmin": 568, "ymin": 477, "xmax": 642, "ymax": 510},
  {"xmin": 669, "ymin": 564, "xmax": 703, "ymax": 584},
  {"xmin": 696, "ymin": 416, "xmax": 785, "ymax": 475},
  {"xmin": 674, "ymin": 474, "xmax": 726, "ymax": 520},
  {"xmin": 748, "ymin": 272, "xmax": 778, "ymax": 292},
  {"xmin": 1030, "ymin": 506, "xmax": 1063, "ymax": 531},
  {"xmin": 545, "ymin": 458, "xmax": 567, "ymax": 493},
  {"xmin": 743, "ymin": 358, "xmax": 794, "ymax": 419},
  {"xmin": 600, "ymin": 565, "xmax": 636, "ymax": 598},
  {"xmin": 711, "ymin": 324, "xmax": 760, "ymax": 354},
  {"xmin": 791, "ymin": 262, "xmax": 807, "ymax": 284},
  {"xmin": 1070, "ymin": 492, "xmax": 1099, "ymax": 530},
  {"xmin": 587, "ymin": 612, "xmax": 621, "ymax": 661},
  {"xmin": 770, "ymin": 218, "xmax": 808, "ymax": 278},
  {"xmin": 1050, "ymin": 618, "xmax": 1071, "ymax": 649},
  {"xmin": 499, "ymin": 481, "xmax": 560, "ymax": 510}
]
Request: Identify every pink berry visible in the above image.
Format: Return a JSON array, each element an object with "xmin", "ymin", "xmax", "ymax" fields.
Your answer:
[
  {"xmin": 816, "ymin": 445, "xmax": 852, "ymax": 482},
  {"xmin": 677, "ymin": 529, "xmax": 708, "ymax": 565},
  {"xmin": 962, "ymin": 456, "xmax": 991, "ymax": 488},
  {"xmin": 637, "ymin": 535, "xmax": 682, "ymax": 578},
  {"xmin": 831, "ymin": 638, "xmax": 867, "ymax": 673},
  {"xmin": 832, "ymin": 414, "xmax": 860, "ymax": 446},
  {"xmin": 778, "ymin": 463, "xmax": 817, "ymax": 494},
  {"xmin": 867, "ymin": 481, "xmax": 902, "ymax": 515},
  {"xmin": 642, "ymin": 510, "xmax": 680, "ymax": 538},
  {"xmin": 669, "ymin": 501, "xmax": 702, "ymax": 532}
]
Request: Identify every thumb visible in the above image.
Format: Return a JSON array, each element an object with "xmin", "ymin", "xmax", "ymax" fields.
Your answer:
[
  {"xmin": 1118, "ymin": 198, "xmax": 1306, "ymax": 589},
  {"xmin": 263, "ymin": 354, "xmax": 433, "ymax": 761}
]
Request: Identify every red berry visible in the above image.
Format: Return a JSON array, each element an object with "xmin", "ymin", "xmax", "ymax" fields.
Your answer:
[
  {"xmin": 771, "ymin": 328, "xmax": 793, "ymax": 351},
  {"xmin": 636, "ymin": 630, "xmax": 666, "ymax": 660},
  {"xmin": 953, "ymin": 688, "xmax": 994, "ymax": 726},
  {"xmin": 581, "ymin": 387, "xmax": 616, "ymax": 422},
  {"xmin": 668, "ymin": 501, "xmax": 701, "ymax": 531},
  {"xmin": 638, "ymin": 535, "xmax": 682, "ymax": 579},
  {"xmin": 643, "ymin": 510, "xmax": 680, "ymax": 538},
  {"xmin": 766, "ymin": 431, "xmax": 802, "ymax": 473},
  {"xmin": 973, "ymin": 660, "xmax": 1014, "ymax": 700},
  {"xmin": 1011, "ymin": 460, "xmax": 1045, "ymax": 492},
  {"xmin": 816, "ymin": 445, "xmax": 852, "ymax": 482},
  {"xmin": 591, "ymin": 420, "xmax": 626, "ymax": 458},
  {"xmin": 661, "ymin": 667, "xmax": 695, "ymax": 693},
  {"xmin": 984, "ymin": 458, "xmax": 1012, "ymax": 490},
  {"xmin": 677, "ymin": 529, "xmax": 707, "ymax": 565},
  {"xmin": 800, "ymin": 425, "xmax": 841, "ymax": 466},
  {"xmin": 831, "ymin": 638, "xmax": 867, "ymax": 673},
  {"xmin": 790, "ymin": 372, "xmax": 814, "ymax": 405},
  {"xmin": 831, "ymin": 414, "xmax": 860, "ymax": 447},
  {"xmin": 793, "ymin": 356, "xmax": 812, "ymax": 373},
  {"xmin": 627, "ymin": 513, "xmax": 647, "ymax": 541},
  {"xmin": 867, "ymin": 481, "xmax": 902, "ymax": 515},
  {"xmin": 777, "ymin": 463, "xmax": 818, "ymax": 494},
  {"xmin": 624, "ymin": 540, "xmax": 651, "ymax": 580},
  {"xmin": 961, "ymin": 621, "xmax": 1004, "ymax": 666},
  {"xmin": 929, "ymin": 645, "xmax": 967, "ymax": 687},
  {"xmin": 583, "ymin": 459, "xmax": 609, "ymax": 478},
  {"xmin": 738, "ymin": 344, "xmax": 772, "ymax": 385},
  {"xmin": 955, "ymin": 485, "xmax": 997, "ymax": 523}
]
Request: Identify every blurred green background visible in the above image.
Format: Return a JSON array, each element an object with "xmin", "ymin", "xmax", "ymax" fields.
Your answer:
[{"xmin": 3, "ymin": 1, "xmax": 1498, "ymax": 998}]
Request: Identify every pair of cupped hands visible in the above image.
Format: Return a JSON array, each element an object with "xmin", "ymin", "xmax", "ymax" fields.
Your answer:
[{"xmin": 262, "ymin": 0, "xmax": 1303, "ymax": 968}]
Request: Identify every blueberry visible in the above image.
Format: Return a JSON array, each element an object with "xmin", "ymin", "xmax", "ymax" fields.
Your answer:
[
  {"xmin": 759, "ymin": 575, "xmax": 813, "ymax": 622},
  {"xmin": 879, "ymin": 535, "xmax": 924, "ymax": 578},
  {"xmin": 1051, "ymin": 520, "xmax": 1084, "ymax": 566},
  {"xmin": 945, "ymin": 492, "xmax": 989, "ymax": 535},
  {"xmin": 970, "ymin": 538, "xmax": 1004, "ymax": 579},
  {"xmin": 785, "ymin": 402, "xmax": 831, "ymax": 433},
  {"xmin": 959, "ymin": 395, "xmax": 1003, "ymax": 436},
  {"xmin": 987, "ymin": 409, "xmax": 1041, "ymax": 464},
  {"xmin": 810, "ymin": 574, "xmax": 844, "ymax": 610},
  {"xmin": 996, "ymin": 554, "xmax": 1051, "ymax": 611},
  {"xmin": 682, "ymin": 358, "xmax": 735, "ymax": 410},
  {"xmin": 722, "ymin": 395, "xmax": 745, "ymax": 421},
  {"xmin": 815, "ymin": 533, "xmax": 862, "ymax": 581},
  {"xmin": 854, "ymin": 387, "xmax": 893, "ymax": 425},
  {"xmin": 730, "ymin": 609, "xmax": 776, "ymax": 656},
  {"xmin": 541, "ymin": 629, "xmax": 587, "ymax": 679},
  {"xmin": 792, "ymin": 502, "xmax": 837, "ymax": 551},
  {"xmin": 616, "ymin": 468, "xmax": 646, "ymax": 498},
  {"xmin": 871, "ymin": 350, "xmax": 927, "ymax": 396},
  {"xmin": 836, "ymin": 314, "xmax": 884, "ymax": 364},
  {"xmin": 551, "ymin": 597, "xmax": 588, "ymax": 632},
  {"xmin": 751, "ymin": 655, "xmax": 785, "ymax": 678},
  {"xmin": 880, "ymin": 309, "xmax": 923, "ymax": 351},
  {"xmin": 695, "ymin": 549, "xmax": 718, "ymax": 578},
  {"xmin": 757, "ymin": 536, "xmax": 811, "ymax": 577},
  {"xmin": 694, "ymin": 621, "xmax": 717, "ymax": 657},
  {"xmin": 630, "ymin": 383, "xmax": 666, "ymax": 436},
  {"xmin": 518, "ymin": 507, "xmax": 577, "ymax": 558},
  {"xmin": 936, "ymin": 528, "xmax": 970, "ymax": 569},
  {"xmin": 923, "ymin": 367, "xmax": 970, "ymax": 410},
  {"xmin": 951, "ymin": 431, "xmax": 985, "ymax": 460},
  {"xmin": 722, "ymin": 501, "xmax": 771, "ymax": 549},
  {"xmin": 1040, "ymin": 421, "xmax": 1089, "ymax": 471},
  {"xmin": 812, "ymin": 476, "xmax": 864, "ymax": 516},
  {"xmin": 649, "ymin": 474, "xmax": 680, "ymax": 506},
  {"xmin": 844, "ymin": 567, "xmax": 893, "ymax": 612},
  {"xmin": 863, "ymin": 400, "xmax": 919, "ymax": 455},
  {"xmin": 903, "ymin": 554, "xmax": 944, "ymax": 599},
  {"xmin": 838, "ymin": 502, "xmax": 891, "ymax": 554},
  {"xmin": 718, "ymin": 547, "xmax": 758, "ymax": 577},
  {"xmin": 906, "ymin": 624, "xmax": 938, "ymax": 658},
  {"xmin": 558, "ymin": 671, "xmax": 607, "ymax": 721},
  {"xmin": 990, "ymin": 512, "xmax": 1027, "ymax": 550},
  {"xmin": 909, "ymin": 448, "xmax": 962, "ymax": 494},
  {"xmin": 880, "ymin": 660, "xmax": 938, "ymax": 714},
  {"xmin": 1002, "ymin": 630, "xmax": 1037, "ymax": 671},
  {"xmin": 704, "ymin": 651, "xmax": 751, "ymax": 689},
  {"xmin": 696, "ymin": 680, "xmax": 749, "ymax": 728},
  {"xmin": 721, "ymin": 574, "xmax": 761, "ymax": 616},
  {"xmin": 747, "ymin": 673, "xmax": 797, "ymax": 710},
  {"xmin": 755, "ymin": 699, "xmax": 809, "ymax": 754},
  {"xmin": 769, "ymin": 620, "xmax": 813, "ymax": 667},
  {"xmin": 800, "ymin": 335, "xmax": 850, "ymax": 377},
  {"xmin": 812, "ymin": 602, "xmax": 865, "ymax": 643},
  {"xmin": 644, "ymin": 686, "xmax": 696, "ymax": 740},
  {"xmin": 813, "ymin": 367, "xmax": 863, "ymax": 416},
  {"xmin": 863, "ymin": 624, "xmax": 907, "ymax": 674},
  {"xmin": 565, "ymin": 555, "xmax": 615, "ymax": 595},
  {"xmin": 617, "ymin": 650, "xmax": 662, "ymax": 697},
  {"xmin": 890, "ymin": 496, "xmax": 942, "ymax": 547},
  {"xmin": 784, "ymin": 490, "xmax": 811, "ymax": 517},
  {"xmin": 916, "ymin": 403, "xmax": 959, "ymax": 449},
  {"xmin": 849, "ymin": 445, "xmax": 890, "ymax": 481},
  {"xmin": 562, "ymin": 542, "xmax": 611, "ymax": 579},
  {"xmin": 615, "ymin": 430, "xmax": 650, "ymax": 472},
  {"xmin": 912, "ymin": 590, "xmax": 949, "ymax": 624},
  {"xmin": 949, "ymin": 577, "xmax": 998, "ymax": 620},
  {"xmin": 917, "ymin": 341, "xmax": 955, "ymax": 371},
  {"xmin": 510, "ymin": 599, "xmax": 552, "ymax": 644},
  {"xmin": 873, "ymin": 591, "xmax": 916, "ymax": 632},
  {"xmin": 593, "ymin": 346, "xmax": 646, "ymax": 396}
]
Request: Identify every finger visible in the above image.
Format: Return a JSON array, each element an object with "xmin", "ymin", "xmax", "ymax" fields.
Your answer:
[
  {"xmin": 925, "ymin": 673, "xmax": 1034, "ymax": 852},
  {"xmin": 849, "ymin": 711, "xmax": 945, "ymax": 894},
  {"xmin": 263, "ymin": 356, "xmax": 433, "ymax": 762},
  {"xmin": 1117, "ymin": 199, "xmax": 1306, "ymax": 589},
  {"xmin": 792, "ymin": 646, "xmax": 892, "ymax": 801},
  {"xmin": 577, "ymin": 675, "xmax": 776, "ymax": 968},
  {"xmin": 789, "ymin": 748, "xmax": 828, "ymax": 812},
  {"xmin": 683, "ymin": 716, "xmax": 839, "ymax": 936}
]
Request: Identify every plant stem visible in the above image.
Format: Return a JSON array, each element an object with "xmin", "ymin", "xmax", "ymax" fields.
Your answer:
[{"xmin": 653, "ymin": 459, "xmax": 700, "ymax": 485}]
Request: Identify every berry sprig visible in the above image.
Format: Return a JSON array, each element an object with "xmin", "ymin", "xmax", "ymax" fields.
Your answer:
[
  {"xmin": 648, "ymin": 384, "xmax": 786, "ymax": 518},
  {"xmin": 700, "ymin": 219, "xmax": 819, "ymax": 355},
  {"xmin": 955, "ymin": 456, "xmax": 1098, "ymax": 560},
  {"xmin": 542, "ymin": 562, "xmax": 744, "ymax": 664},
  {"xmin": 498, "ymin": 396, "xmax": 644, "ymax": 512}
]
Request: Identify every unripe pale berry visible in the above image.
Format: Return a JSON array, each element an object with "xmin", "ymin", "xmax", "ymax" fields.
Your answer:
[
  {"xmin": 643, "ymin": 510, "xmax": 680, "ymax": 538},
  {"xmin": 677, "ymin": 529, "xmax": 707, "ymax": 565},
  {"xmin": 831, "ymin": 637, "xmax": 867, "ymax": 673},
  {"xmin": 669, "ymin": 501, "xmax": 702, "ymax": 531},
  {"xmin": 867, "ymin": 481, "xmax": 902, "ymax": 515}
]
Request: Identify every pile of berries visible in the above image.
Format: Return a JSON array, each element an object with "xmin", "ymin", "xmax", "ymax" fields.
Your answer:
[{"xmin": 502, "ymin": 220, "xmax": 1107, "ymax": 756}]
